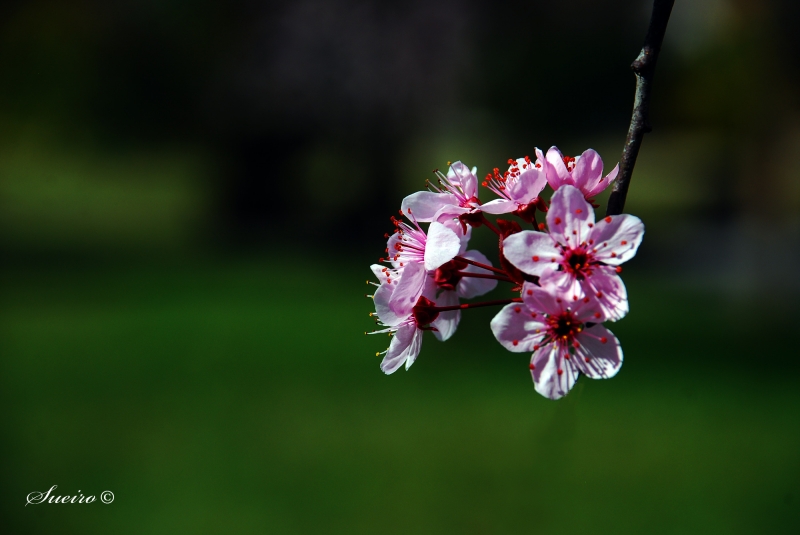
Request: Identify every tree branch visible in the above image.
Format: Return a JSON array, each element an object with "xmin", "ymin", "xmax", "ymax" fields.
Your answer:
[{"xmin": 605, "ymin": 0, "xmax": 675, "ymax": 216}]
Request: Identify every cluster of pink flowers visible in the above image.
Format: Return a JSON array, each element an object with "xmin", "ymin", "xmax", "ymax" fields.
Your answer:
[{"xmin": 366, "ymin": 147, "xmax": 644, "ymax": 400}]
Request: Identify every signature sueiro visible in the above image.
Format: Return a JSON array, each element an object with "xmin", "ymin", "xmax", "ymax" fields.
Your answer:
[{"xmin": 26, "ymin": 485, "xmax": 114, "ymax": 505}]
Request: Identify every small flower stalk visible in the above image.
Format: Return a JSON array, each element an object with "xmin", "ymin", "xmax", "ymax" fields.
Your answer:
[{"xmin": 366, "ymin": 149, "xmax": 644, "ymax": 400}]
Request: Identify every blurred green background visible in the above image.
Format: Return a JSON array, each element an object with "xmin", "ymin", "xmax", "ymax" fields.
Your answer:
[{"xmin": 1, "ymin": 0, "xmax": 799, "ymax": 533}]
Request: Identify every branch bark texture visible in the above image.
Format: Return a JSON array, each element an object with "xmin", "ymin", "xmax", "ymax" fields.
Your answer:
[{"xmin": 605, "ymin": 0, "xmax": 675, "ymax": 216}]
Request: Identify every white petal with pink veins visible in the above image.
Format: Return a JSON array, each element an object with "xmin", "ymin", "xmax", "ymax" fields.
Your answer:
[
  {"xmin": 380, "ymin": 323, "xmax": 421, "ymax": 374},
  {"xmin": 423, "ymin": 222, "xmax": 461, "ymax": 271},
  {"xmin": 502, "ymin": 231, "xmax": 560, "ymax": 276},
  {"xmin": 571, "ymin": 149, "xmax": 603, "ymax": 192},
  {"xmin": 574, "ymin": 324, "xmax": 623, "ymax": 379},
  {"xmin": 389, "ymin": 261, "xmax": 426, "ymax": 316},
  {"xmin": 456, "ymin": 250, "xmax": 497, "ymax": 299},
  {"xmin": 490, "ymin": 303, "xmax": 546, "ymax": 353},
  {"xmin": 401, "ymin": 191, "xmax": 458, "ymax": 222},
  {"xmin": 589, "ymin": 214, "xmax": 644, "ymax": 265},
  {"xmin": 546, "ymin": 185, "xmax": 595, "ymax": 246},
  {"xmin": 530, "ymin": 345, "xmax": 579, "ymax": 400}
]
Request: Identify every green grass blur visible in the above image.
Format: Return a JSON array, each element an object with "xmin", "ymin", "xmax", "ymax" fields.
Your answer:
[{"xmin": 2, "ymin": 259, "xmax": 798, "ymax": 534}]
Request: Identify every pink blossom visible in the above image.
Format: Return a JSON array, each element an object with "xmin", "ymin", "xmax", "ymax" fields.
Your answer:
[
  {"xmin": 490, "ymin": 283, "xmax": 623, "ymax": 399},
  {"xmin": 369, "ymin": 263, "xmax": 445, "ymax": 373},
  {"xmin": 383, "ymin": 213, "xmax": 463, "ymax": 317},
  {"xmin": 502, "ymin": 185, "xmax": 644, "ymax": 320},
  {"xmin": 537, "ymin": 146, "xmax": 619, "ymax": 200},
  {"xmin": 480, "ymin": 156, "xmax": 548, "ymax": 221},
  {"xmin": 400, "ymin": 161, "xmax": 481, "ymax": 222}
]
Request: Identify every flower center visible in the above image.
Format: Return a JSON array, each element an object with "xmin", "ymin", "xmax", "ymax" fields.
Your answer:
[
  {"xmin": 563, "ymin": 248, "xmax": 595, "ymax": 280},
  {"xmin": 546, "ymin": 311, "xmax": 583, "ymax": 343},
  {"xmin": 562, "ymin": 155, "xmax": 576, "ymax": 172}
]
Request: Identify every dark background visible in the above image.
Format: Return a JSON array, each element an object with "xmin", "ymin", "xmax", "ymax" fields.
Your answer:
[{"xmin": 1, "ymin": 1, "xmax": 799, "ymax": 533}]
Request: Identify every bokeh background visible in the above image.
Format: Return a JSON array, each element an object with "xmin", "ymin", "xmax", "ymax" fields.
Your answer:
[{"xmin": 2, "ymin": 0, "xmax": 799, "ymax": 533}]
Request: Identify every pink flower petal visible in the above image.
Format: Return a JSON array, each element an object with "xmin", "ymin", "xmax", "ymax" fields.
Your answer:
[
  {"xmin": 586, "ymin": 162, "xmax": 619, "ymax": 197},
  {"xmin": 521, "ymin": 282, "xmax": 567, "ymax": 316},
  {"xmin": 380, "ymin": 323, "xmax": 422, "ymax": 374},
  {"xmin": 574, "ymin": 324, "xmax": 622, "ymax": 379},
  {"xmin": 430, "ymin": 289, "xmax": 460, "ymax": 342},
  {"xmin": 400, "ymin": 191, "xmax": 459, "ymax": 222},
  {"xmin": 508, "ymin": 164, "xmax": 547, "ymax": 204},
  {"xmin": 571, "ymin": 149, "xmax": 603, "ymax": 192},
  {"xmin": 440, "ymin": 217, "xmax": 472, "ymax": 254},
  {"xmin": 534, "ymin": 147, "xmax": 546, "ymax": 167},
  {"xmin": 389, "ymin": 261, "xmax": 426, "ymax": 316},
  {"xmin": 480, "ymin": 199, "xmax": 518, "ymax": 215},
  {"xmin": 432, "ymin": 203, "xmax": 470, "ymax": 224},
  {"xmin": 530, "ymin": 344, "xmax": 579, "ymax": 400},
  {"xmin": 544, "ymin": 146, "xmax": 572, "ymax": 189},
  {"xmin": 589, "ymin": 214, "xmax": 644, "ymax": 265},
  {"xmin": 502, "ymin": 231, "xmax": 560, "ymax": 276},
  {"xmin": 448, "ymin": 161, "xmax": 478, "ymax": 199},
  {"xmin": 423, "ymin": 222, "xmax": 461, "ymax": 271},
  {"xmin": 580, "ymin": 266, "xmax": 629, "ymax": 321},
  {"xmin": 490, "ymin": 303, "xmax": 546, "ymax": 353},
  {"xmin": 538, "ymin": 268, "xmax": 583, "ymax": 302},
  {"xmin": 370, "ymin": 264, "xmax": 394, "ymax": 284},
  {"xmin": 457, "ymin": 250, "xmax": 498, "ymax": 299},
  {"xmin": 546, "ymin": 185, "xmax": 595, "ymax": 247},
  {"xmin": 373, "ymin": 280, "xmax": 403, "ymax": 326}
]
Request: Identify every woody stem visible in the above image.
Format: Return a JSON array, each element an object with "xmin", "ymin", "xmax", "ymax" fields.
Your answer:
[{"xmin": 605, "ymin": 0, "xmax": 674, "ymax": 216}]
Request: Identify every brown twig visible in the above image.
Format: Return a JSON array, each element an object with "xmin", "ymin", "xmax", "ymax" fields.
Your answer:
[{"xmin": 605, "ymin": 0, "xmax": 675, "ymax": 216}]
